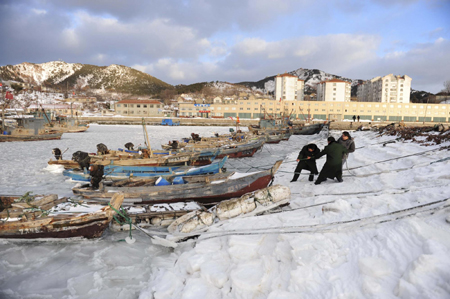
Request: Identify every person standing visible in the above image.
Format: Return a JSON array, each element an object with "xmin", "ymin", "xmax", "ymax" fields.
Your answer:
[
  {"xmin": 357, "ymin": 115, "xmax": 360, "ymax": 122},
  {"xmin": 337, "ymin": 131, "xmax": 355, "ymax": 166},
  {"xmin": 314, "ymin": 137, "xmax": 348, "ymax": 185},
  {"xmin": 290, "ymin": 143, "xmax": 320, "ymax": 182},
  {"xmin": 352, "ymin": 115, "xmax": 356, "ymax": 122}
]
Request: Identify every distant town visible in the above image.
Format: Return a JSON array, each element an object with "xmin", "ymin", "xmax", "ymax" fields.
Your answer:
[{"xmin": 1, "ymin": 73, "xmax": 450, "ymax": 123}]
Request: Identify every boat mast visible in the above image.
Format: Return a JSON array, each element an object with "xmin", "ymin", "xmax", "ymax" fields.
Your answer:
[{"xmin": 142, "ymin": 118, "xmax": 153, "ymax": 157}]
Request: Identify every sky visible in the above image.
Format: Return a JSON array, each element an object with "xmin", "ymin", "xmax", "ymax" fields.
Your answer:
[{"xmin": 0, "ymin": 0, "xmax": 449, "ymax": 93}]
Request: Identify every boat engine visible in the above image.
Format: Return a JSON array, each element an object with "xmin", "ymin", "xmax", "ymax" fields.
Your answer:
[
  {"xmin": 72, "ymin": 151, "xmax": 90, "ymax": 170},
  {"xmin": 124, "ymin": 142, "xmax": 134, "ymax": 150},
  {"xmin": 52, "ymin": 148, "xmax": 62, "ymax": 160},
  {"xmin": 96, "ymin": 143, "xmax": 109, "ymax": 155},
  {"xmin": 191, "ymin": 133, "xmax": 201, "ymax": 142}
]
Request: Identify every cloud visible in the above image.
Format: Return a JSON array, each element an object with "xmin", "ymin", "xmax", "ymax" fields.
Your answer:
[{"xmin": 0, "ymin": 0, "xmax": 448, "ymax": 93}]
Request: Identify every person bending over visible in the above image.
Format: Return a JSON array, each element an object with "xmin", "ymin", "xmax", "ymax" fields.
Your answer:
[{"xmin": 291, "ymin": 143, "xmax": 320, "ymax": 182}]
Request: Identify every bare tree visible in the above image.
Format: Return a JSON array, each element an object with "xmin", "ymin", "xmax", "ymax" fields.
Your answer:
[
  {"xmin": 1, "ymin": 91, "xmax": 16, "ymax": 132},
  {"xmin": 443, "ymin": 80, "xmax": 450, "ymax": 94},
  {"xmin": 160, "ymin": 89, "xmax": 176, "ymax": 104}
]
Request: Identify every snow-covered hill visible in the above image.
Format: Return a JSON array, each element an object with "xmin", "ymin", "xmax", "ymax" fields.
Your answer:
[{"xmin": 0, "ymin": 61, "xmax": 172, "ymax": 95}]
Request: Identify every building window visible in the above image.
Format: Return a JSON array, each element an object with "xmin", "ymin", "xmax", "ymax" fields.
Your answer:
[
  {"xmin": 137, "ymin": 105, "xmax": 141, "ymax": 108},
  {"xmin": 150, "ymin": 105, "xmax": 154, "ymax": 108},
  {"xmin": 247, "ymin": 108, "xmax": 251, "ymax": 110},
  {"xmin": 123, "ymin": 104, "xmax": 128, "ymax": 107},
  {"xmin": 117, "ymin": 104, "xmax": 121, "ymax": 107},
  {"xmin": 240, "ymin": 108, "xmax": 243, "ymax": 110},
  {"xmin": 144, "ymin": 105, "xmax": 147, "ymax": 108}
]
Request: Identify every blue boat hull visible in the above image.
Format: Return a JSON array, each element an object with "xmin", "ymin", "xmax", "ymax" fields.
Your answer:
[{"xmin": 63, "ymin": 157, "xmax": 228, "ymax": 182}]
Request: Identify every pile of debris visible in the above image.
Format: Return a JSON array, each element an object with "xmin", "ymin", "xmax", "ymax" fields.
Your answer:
[{"xmin": 377, "ymin": 123, "xmax": 450, "ymax": 150}]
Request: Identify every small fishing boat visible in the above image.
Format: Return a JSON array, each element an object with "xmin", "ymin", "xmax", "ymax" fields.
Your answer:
[
  {"xmin": 71, "ymin": 160, "xmax": 282, "ymax": 205},
  {"xmin": 0, "ymin": 193, "xmax": 124, "ymax": 239},
  {"xmin": 290, "ymin": 122, "xmax": 328, "ymax": 135},
  {"xmin": 63, "ymin": 157, "xmax": 228, "ymax": 182},
  {"xmin": 1, "ymin": 117, "xmax": 63, "ymax": 142}
]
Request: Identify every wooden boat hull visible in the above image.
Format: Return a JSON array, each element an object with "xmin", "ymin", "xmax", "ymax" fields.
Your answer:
[
  {"xmin": 0, "ymin": 220, "xmax": 110, "ymax": 239},
  {"xmin": 0, "ymin": 193, "xmax": 125, "ymax": 240},
  {"xmin": 0, "ymin": 132, "xmax": 63, "ymax": 142},
  {"xmin": 216, "ymin": 139, "xmax": 265, "ymax": 158},
  {"xmin": 73, "ymin": 160, "xmax": 283, "ymax": 206},
  {"xmin": 291, "ymin": 123, "xmax": 326, "ymax": 135}
]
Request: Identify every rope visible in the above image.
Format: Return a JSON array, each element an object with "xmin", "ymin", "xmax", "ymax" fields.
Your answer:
[
  {"xmin": 348, "ymin": 147, "xmax": 439, "ymax": 170},
  {"xmin": 108, "ymin": 203, "xmax": 133, "ymax": 240}
]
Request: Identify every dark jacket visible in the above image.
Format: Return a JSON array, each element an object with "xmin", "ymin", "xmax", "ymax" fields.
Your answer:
[
  {"xmin": 316, "ymin": 141, "xmax": 348, "ymax": 179},
  {"xmin": 295, "ymin": 144, "xmax": 320, "ymax": 174}
]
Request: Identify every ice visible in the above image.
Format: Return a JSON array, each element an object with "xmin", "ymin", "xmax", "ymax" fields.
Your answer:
[{"xmin": 2, "ymin": 124, "xmax": 450, "ymax": 298}]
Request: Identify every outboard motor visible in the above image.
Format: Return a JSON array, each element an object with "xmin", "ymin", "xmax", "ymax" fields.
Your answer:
[
  {"xmin": 124, "ymin": 142, "xmax": 134, "ymax": 151},
  {"xmin": 52, "ymin": 148, "xmax": 62, "ymax": 160},
  {"xmin": 96, "ymin": 143, "xmax": 109, "ymax": 155},
  {"xmin": 89, "ymin": 165, "xmax": 104, "ymax": 189},
  {"xmin": 171, "ymin": 140, "xmax": 179, "ymax": 150},
  {"xmin": 72, "ymin": 151, "xmax": 91, "ymax": 170},
  {"xmin": 191, "ymin": 133, "xmax": 201, "ymax": 142}
]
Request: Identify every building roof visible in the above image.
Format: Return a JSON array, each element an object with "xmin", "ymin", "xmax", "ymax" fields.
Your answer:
[
  {"xmin": 319, "ymin": 78, "xmax": 349, "ymax": 84},
  {"xmin": 276, "ymin": 73, "xmax": 297, "ymax": 78},
  {"xmin": 117, "ymin": 99, "xmax": 162, "ymax": 104}
]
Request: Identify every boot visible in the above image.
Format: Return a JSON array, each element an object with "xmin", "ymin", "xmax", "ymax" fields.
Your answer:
[
  {"xmin": 290, "ymin": 172, "xmax": 300, "ymax": 182},
  {"xmin": 308, "ymin": 174, "xmax": 314, "ymax": 181}
]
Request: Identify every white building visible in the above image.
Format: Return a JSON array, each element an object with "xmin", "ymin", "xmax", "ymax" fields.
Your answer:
[
  {"xmin": 357, "ymin": 74, "xmax": 412, "ymax": 103},
  {"xmin": 274, "ymin": 73, "xmax": 304, "ymax": 101},
  {"xmin": 316, "ymin": 79, "xmax": 351, "ymax": 102}
]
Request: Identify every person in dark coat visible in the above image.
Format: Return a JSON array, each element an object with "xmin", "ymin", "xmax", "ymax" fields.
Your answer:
[
  {"xmin": 290, "ymin": 143, "xmax": 320, "ymax": 182},
  {"xmin": 337, "ymin": 131, "xmax": 355, "ymax": 166},
  {"xmin": 89, "ymin": 165, "xmax": 104, "ymax": 189},
  {"xmin": 352, "ymin": 115, "xmax": 356, "ymax": 122},
  {"xmin": 357, "ymin": 115, "xmax": 360, "ymax": 122},
  {"xmin": 314, "ymin": 137, "xmax": 348, "ymax": 185}
]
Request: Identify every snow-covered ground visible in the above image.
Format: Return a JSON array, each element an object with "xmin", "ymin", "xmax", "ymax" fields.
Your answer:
[{"xmin": 1, "ymin": 125, "xmax": 450, "ymax": 298}]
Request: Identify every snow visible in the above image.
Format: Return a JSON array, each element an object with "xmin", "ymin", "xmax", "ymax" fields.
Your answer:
[{"xmin": 1, "ymin": 124, "xmax": 450, "ymax": 298}]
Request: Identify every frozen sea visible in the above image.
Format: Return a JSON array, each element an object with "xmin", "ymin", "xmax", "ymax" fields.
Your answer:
[{"xmin": 1, "ymin": 124, "xmax": 450, "ymax": 298}]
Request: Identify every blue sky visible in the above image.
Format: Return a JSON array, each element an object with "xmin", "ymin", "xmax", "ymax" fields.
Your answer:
[{"xmin": 0, "ymin": 0, "xmax": 449, "ymax": 92}]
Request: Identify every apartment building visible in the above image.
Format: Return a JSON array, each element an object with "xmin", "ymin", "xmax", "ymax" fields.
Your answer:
[
  {"xmin": 274, "ymin": 73, "xmax": 304, "ymax": 101},
  {"xmin": 316, "ymin": 79, "xmax": 351, "ymax": 102},
  {"xmin": 357, "ymin": 74, "xmax": 412, "ymax": 103},
  {"xmin": 115, "ymin": 99, "xmax": 163, "ymax": 117},
  {"xmin": 178, "ymin": 99, "xmax": 450, "ymax": 122}
]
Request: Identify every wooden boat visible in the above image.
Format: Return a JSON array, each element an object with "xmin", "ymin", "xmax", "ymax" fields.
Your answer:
[
  {"xmin": 0, "ymin": 193, "xmax": 124, "ymax": 239},
  {"xmin": 215, "ymin": 138, "xmax": 265, "ymax": 158},
  {"xmin": 161, "ymin": 136, "xmax": 265, "ymax": 159},
  {"xmin": 63, "ymin": 157, "xmax": 228, "ymax": 182},
  {"xmin": 48, "ymin": 148, "xmax": 220, "ymax": 170},
  {"xmin": 71, "ymin": 160, "xmax": 283, "ymax": 205}
]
